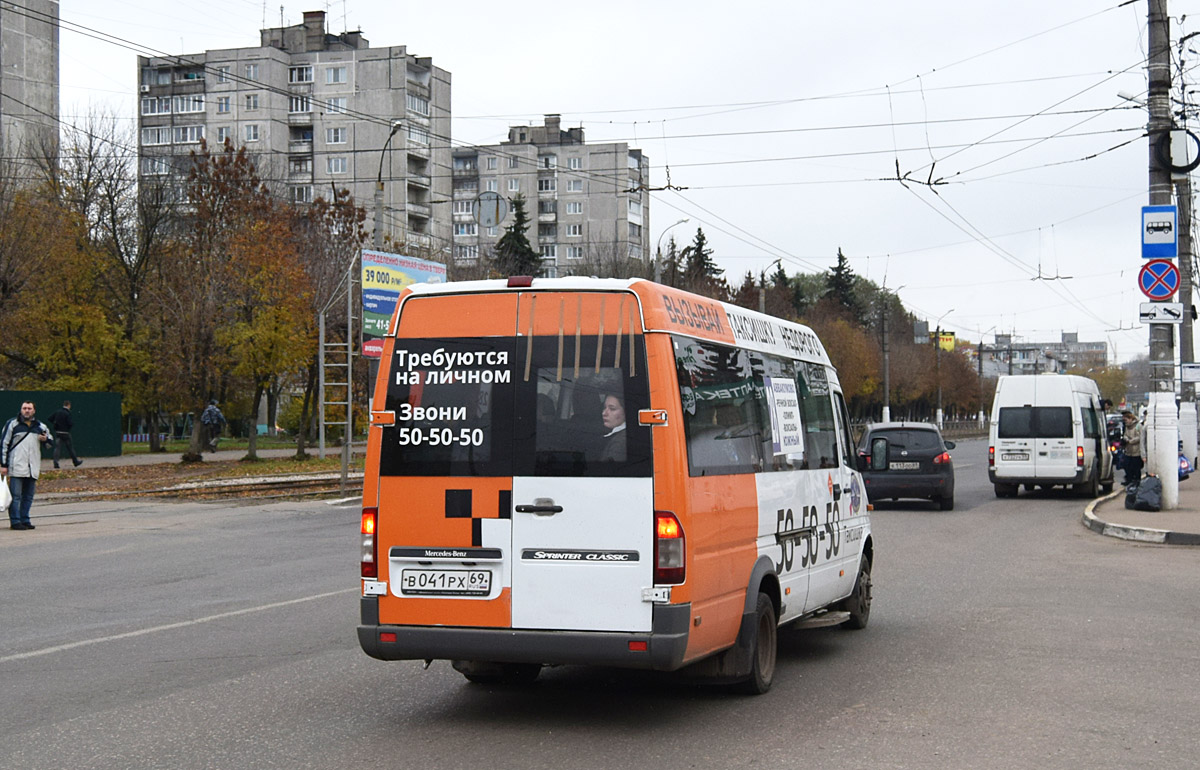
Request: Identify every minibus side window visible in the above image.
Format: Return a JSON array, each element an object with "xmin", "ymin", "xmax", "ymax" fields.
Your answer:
[
  {"xmin": 834, "ymin": 391, "xmax": 856, "ymax": 468},
  {"xmin": 674, "ymin": 336, "xmax": 765, "ymax": 476},
  {"xmin": 796, "ymin": 363, "xmax": 839, "ymax": 469}
]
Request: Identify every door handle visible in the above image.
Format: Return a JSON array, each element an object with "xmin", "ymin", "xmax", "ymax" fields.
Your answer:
[
  {"xmin": 832, "ymin": 483, "xmax": 842, "ymax": 500},
  {"xmin": 515, "ymin": 497, "xmax": 563, "ymax": 515}
]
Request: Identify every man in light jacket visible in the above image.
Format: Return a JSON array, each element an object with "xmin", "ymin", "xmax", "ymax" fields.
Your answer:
[
  {"xmin": 1, "ymin": 401, "xmax": 52, "ymax": 530},
  {"xmin": 1121, "ymin": 410, "xmax": 1143, "ymax": 486}
]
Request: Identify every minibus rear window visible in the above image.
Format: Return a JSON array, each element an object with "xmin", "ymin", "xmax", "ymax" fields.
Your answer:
[{"xmin": 997, "ymin": 406, "xmax": 1073, "ymax": 439}]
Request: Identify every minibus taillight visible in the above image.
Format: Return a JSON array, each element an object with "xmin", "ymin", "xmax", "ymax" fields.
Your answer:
[
  {"xmin": 988, "ymin": 446, "xmax": 995, "ymax": 468},
  {"xmin": 654, "ymin": 511, "xmax": 685, "ymax": 585},
  {"xmin": 1076, "ymin": 446, "xmax": 1085, "ymax": 467},
  {"xmin": 361, "ymin": 508, "xmax": 378, "ymax": 579}
]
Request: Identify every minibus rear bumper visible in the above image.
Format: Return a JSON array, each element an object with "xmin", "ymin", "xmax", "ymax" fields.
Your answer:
[
  {"xmin": 358, "ymin": 599, "xmax": 691, "ymax": 671},
  {"xmin": 988, "ymin": 468, "xmax": 1087, "ymax": 486}
]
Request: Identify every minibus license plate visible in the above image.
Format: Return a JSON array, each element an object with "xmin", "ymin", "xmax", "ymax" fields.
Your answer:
[
  {"xmin": 400, "ymin": 569, "xmax": 491, "ymax": 596},
  {"xmin": 889, "ymin": 461, "xmax": 920, "ymax": 470},
  {"xmin": 1002, "ymin": 452, "xmax": 1029, "ymax": 461}
]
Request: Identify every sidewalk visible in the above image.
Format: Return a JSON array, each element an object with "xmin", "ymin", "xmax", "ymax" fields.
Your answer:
[{"xmin": 1083, "ymin": 476, "xmax": 1200, "ymax": 545}]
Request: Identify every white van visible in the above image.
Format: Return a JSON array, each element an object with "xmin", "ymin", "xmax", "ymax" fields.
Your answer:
[{"xmin": 988, "ymin": 374, "xmax": 1115, "ymax": 497}]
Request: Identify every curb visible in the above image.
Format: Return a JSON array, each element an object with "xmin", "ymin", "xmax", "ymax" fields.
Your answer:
[
  {"xmin": 1082, "ymin": 490, "xmax": 1200, "ymax": 546},
  {"xmin": 39, "ymin": 471, "xmax": 365, "ymax": 503}
]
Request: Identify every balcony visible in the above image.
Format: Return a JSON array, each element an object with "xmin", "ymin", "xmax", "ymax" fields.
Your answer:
[
  {"xmin": 538, "ymin": 211, "xmax": 557, "ymax": 223},
  {"xmin": 288, "ymin": 112, "xmax": 314, "ymax": 126},
  {"xmin": 407, "ymin": 144, "xmax": 430, "ymax": 160},
  {"xmin": 407, "ymin": 202, "xmax": 431, "ymax": 219},
  {"xmin": 288, "ymin": 140, "xmax": 313, "ymax": 154},
  {"xmin": 406, "ymin": 174, "xmax": 431, "ymax": 189}
]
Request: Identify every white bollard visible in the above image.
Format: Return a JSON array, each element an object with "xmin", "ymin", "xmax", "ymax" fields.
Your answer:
[
  {"xmin": 1146, "ymin": 393, "xmax": 1179, "ymax": 510},
  {"xmin": 1180, "ymin": 401, "xmax": 1198, "ymax": 470}
]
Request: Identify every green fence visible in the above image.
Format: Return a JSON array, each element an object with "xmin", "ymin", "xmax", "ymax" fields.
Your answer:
[{"xmin": 0, "ymin": 391, "xmax": 123, "ymax": 458}]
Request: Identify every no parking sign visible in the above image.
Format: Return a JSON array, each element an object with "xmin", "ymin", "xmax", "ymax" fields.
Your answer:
[{"xmin": 1138, "ymin": 259, "xmax": 1180, "ymax": 300}]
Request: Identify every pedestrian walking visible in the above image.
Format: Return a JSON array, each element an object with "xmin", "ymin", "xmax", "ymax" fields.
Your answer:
[
  {"xmin": 48, "ymin": 399, "xmax": 83, "ymax": 468},
  {"xmin": 200, "ymin": 399, "xmax": 227, "ymax": 452},
  {"xmin": 1121, "ymin": 409, "xmax": 1143, "ymax": 486},
  {"xmin": 1, "ymin": 401, "xmax": 52, "ymax": 530}
]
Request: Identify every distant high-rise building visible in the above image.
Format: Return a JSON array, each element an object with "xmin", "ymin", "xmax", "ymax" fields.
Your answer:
[
  {"xmin": 0, "ymin": 0, "xmax": 59, "ymax": 165},
  {"xmin": 451, "ymin": 115, "xmax": 649, "ymax": 276},
  {"xmin": 136, "ymin": 11, "xmax": 451, "ymax": 255}
]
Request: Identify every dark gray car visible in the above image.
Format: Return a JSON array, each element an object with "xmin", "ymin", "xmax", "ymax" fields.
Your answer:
[{"xmin": 857, "ymin": 422, "xmax": 956, "ymax": 510}]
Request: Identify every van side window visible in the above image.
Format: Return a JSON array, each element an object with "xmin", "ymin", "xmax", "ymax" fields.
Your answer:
[
  {"xmin": 1079, "ymin": 397, "xmax": 1100, "ymax": 439},
  {"xmin": 834, "ymin": 392, "xmax": 855, "ymax": 467},
  {"xmin": 797, "ymin": 362, "xmax": 839, "ymax": 469}
]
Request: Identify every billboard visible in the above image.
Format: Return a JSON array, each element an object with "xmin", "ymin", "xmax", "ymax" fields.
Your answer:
[{"xmin": 361, "ymin": 249, "xmax": 446, "ymax": 358}]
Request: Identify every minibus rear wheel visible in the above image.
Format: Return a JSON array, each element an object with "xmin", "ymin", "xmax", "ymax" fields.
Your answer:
[
  {"xmin": 736, "ymin": 593, "xmax": 777, "ymax": 695},
  {"xmin": 841, "ymin": 556, "xmax": 872, "ymax": 630}
]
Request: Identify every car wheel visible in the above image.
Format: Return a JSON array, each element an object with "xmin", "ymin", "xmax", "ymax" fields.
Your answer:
[
  {"xmin": 840, "ymin": 556, "xmax": 872, "ymax": 630},
  {"xmin": 994, "ymin": 482, "xmax": 1017, "ymax": 498},
  {"xmin": 1077, "ymin": 466, "xmax": 1099, "ymax": 498},
  {"xmin": 939, "ymin": 493, "xmax": 955, "ymax": 511},
  {"xmin": 736, "ymin": 593, "xmax": 777, "ymax": 695}
]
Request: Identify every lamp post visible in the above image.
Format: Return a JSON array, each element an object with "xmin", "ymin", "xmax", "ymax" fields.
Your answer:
[
  {"xmin": 373, "ymin": 121, "xmax": 403, "ymax": 250},
  {"xmin": 935, "ymin": 309, "xmax": 955, "ymax": 429},
  {"xmin": 758, "ymin": 258, "xmax": 782, "ymax": 314},
  {"xmin": 977, "ymin": 325, "xmax": 996, "ymax": 426},
  {"xmin": 654, "ymin": 218, "xmax": 690, "ymax": 284},
  {"xmin": 881, "ymin": 285, "xmax": 904, "ymax": 422}
]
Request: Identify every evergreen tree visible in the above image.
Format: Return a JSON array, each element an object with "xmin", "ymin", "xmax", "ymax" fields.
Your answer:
[
  {"xmin": 680, "ymin": 227, "xmax": 725, "ymax": 298},
  {"xmin": 492, "ymin": 194, "xmax": 541, "ymax": 276},
  {"xmin": 824, "ymin": 247, "xmax": 861, "ymax": 320}
]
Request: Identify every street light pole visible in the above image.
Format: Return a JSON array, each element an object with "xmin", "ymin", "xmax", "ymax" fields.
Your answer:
[
  {"xmin": 758, "ymin": 258, "xmax": 782, "ymax": 314},
  {"xmin": 654, "ymin": 218, "xmax": 689, "ymax": 284},
  {"xmin": 935, "ymin": 309, "xmax": 954, "ymax": 429},
  {"xmin": 373, "ymin": 121, "xmax": 403, "ymax": 250}
]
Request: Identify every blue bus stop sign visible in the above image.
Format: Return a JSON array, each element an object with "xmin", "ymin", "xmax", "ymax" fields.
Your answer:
[{"xmin": 1139, "ymin": 259, "xmax": 1180, "ymax": 300}]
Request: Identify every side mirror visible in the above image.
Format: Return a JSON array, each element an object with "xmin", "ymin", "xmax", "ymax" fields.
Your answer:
[
  {"xmin": 870, "ymin": 437, "xmax": 889, "ymax": 472},
  {"xmin": 944, "ymin": 440, "xmax": 956, "ymax": 450}
]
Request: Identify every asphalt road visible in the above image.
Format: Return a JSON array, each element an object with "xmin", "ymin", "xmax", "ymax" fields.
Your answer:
[{"xmin": 1, "ymin": 438, "xmax": 1197, "ymax": 769}]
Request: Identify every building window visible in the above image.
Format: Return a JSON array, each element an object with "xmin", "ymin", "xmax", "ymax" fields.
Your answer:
[
  {"xmin": 566, "ymin": 224, "xmax": 583, "ymax": 237},
  {"xmin": 140, "ymin": 156, "xmax": 171, "ymax": 176},
  {"xmin": 406, "ymin": 93, "xmax": 430, "ymax": 115},
  {"xmin": 454, "ymin": 223, "xmax": 477, "ymax": 237},
  {"xmin": 567, "ymin": 179, "xmax": 583, "ymax": 192},
  {"xmin": 629, "ymin": 222, "xmax": 642, "ymax": 239},
  {"xmin": 486, "ymin": 226, "xmax": 498, "ymax": 237},
  {"xmin": 538, "ymin": 224, "xmax": 557, "ymax": 238},
  {"xmin": 567, "ymin": 246, "xmax": 584, "ymax": 260},
  {"xmin": 407, "ymin": 125, "xmax": 429, "ymax": 145},
  {"xmin": 244, "ymin": 93, "xmax": 260, "ymax": 110},
  {"xmin": 326, "ymin": 66, "xmax": 347, "ymax": 84},
  {"xmin": 216, "ymin": 96, "xmax": 230, "ymax": 114},
  {"xmin": 326, "ymin": 127, "xmax": 347, "ymax": 144},
  {"xmin": 485, "ymin": 179, "xmax": 498, "ymax": 192},
  {"xmin": 290, "ymin": 185, "xmax": 313, "ymax": 204},
  {"xmin": 456, "ymin": 245, "xmax": 479, "ymax": 260},
  {"xmin": 508, "ymin": 179, "xmax": 520, "ymax": 192},
  {"xmin": 454, "ymin": 157, "xmax": 477, "ymax": 172},
  {"xmin": 538, "ymin": 200, "xmax": 557, "ymax": 215},
  {"xmin": 289, "ymin": 65, "xmax": 313, "ymax": 83},
  {"xmin": 289, "ymin": 157, "xmax": 313, "ymax": 174},
  {"xmin": 140, "ymin": 97, "xmax": 171, "ymax": 115},
  {"xmin": 216, "ymin": 65, "xmax": 230, "ymax": 83},
  {"xmin": 244, "ymin": 63, "xmax": 260, "ymax": 81},
  {"xmin": 627, "ymin": 153, "xmax": 641, "ymax": 169},
  {"xmin": 289, "ymin": 95, "xmax": 311, "ymax": 114},
  {"xmin": 245, "ymin": 124, "xmax": 260, "ymax": 142},
  {"xmin": 173, "ymin": 94, "xmax": 204, "ymax": 113},
  {"xmin": 629, "ymin": 199, "xmax": 643, "ymax": 216},
  {"xmin": 452, "ymin": 200, "xmax": 473, "ymax": 215},
  {"xmin": 173, "ymin": 125, "xmax": 204, "ymax": 144},
  {"xmin": 568, "ymin": 157, "xmax": 582, "ymax": 170},
  {"xmin": 538, "ymin": 178, "xmax": 557, "ymax": 192},
  {"xmin": 326, "ymin": 96, "xmax": 347, "ymax": 114},
  {"xmin": 141, "ymin": 127, "xmax": 171, "ymax": 145},
  {"xmin": 541, "ymin": 244, "xmax": 557, "ymax": 259},
  {"xmin": 539, "ymin": 155, "xmax": 557, "ymax": 169},
  {"xmin": 486, "ymin": 157, "xmax": 497, "ymax": 170},
  {"xmin": 327, "ymin": 157, "xmax": 347, "ymax": 174},
  {"xmin": 216, "ymin": 126, "xmax": 231, "ymax": 144},
  {"xmin": 508, "ymin": 156, "xmax": 519, "ymax": 169},
  {"xmin": 566, "ymin": 201, "xmax": 583, "ymax": 215}
]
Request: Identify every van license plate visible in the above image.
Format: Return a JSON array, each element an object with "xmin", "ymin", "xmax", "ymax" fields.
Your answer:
[
  {"xmin": 1002, "ymin": 452, "xmax": 1029, "ymax": 461},
  {"xmin": 888, "ymin": 461, "xmax": 920, "ymax": 470},
  {"xmin": 400, "ymin": 569, "xmax": 491, "ymax": 596}
]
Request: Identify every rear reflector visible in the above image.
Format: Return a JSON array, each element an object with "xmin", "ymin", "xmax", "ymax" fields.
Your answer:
[
  {"xmin": 628, "ymin": 641, "xmax": 648, "ymax": 652},
  {"xmin": 380, "ymin": 632, "xmax": 397, "ymax": 643}
]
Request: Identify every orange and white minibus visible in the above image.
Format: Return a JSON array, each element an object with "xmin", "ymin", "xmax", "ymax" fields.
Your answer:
[{"xmin": 358, "ymin": 277, "xmax": 873, "ymax": 693}]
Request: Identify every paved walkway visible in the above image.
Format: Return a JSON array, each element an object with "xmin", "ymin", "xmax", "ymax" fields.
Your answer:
[{"xmin": 1083, "ymin": 476, "xmax": 1200, "ymax": 545}]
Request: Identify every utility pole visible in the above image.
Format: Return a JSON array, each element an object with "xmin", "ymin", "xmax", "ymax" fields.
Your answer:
[
  {"xmin": 1147, "ymin": 0, "xmax": 1179, "ymax": 507},
  {"xmin": 1177, "ymin": 175, "xmax": 1194, "ymax": 396},
  {"xmin": 881, "ymin": 301, "xmax": 891, "ymax": 422}
]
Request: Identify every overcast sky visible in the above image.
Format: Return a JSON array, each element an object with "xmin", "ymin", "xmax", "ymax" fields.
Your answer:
[{"xmin": 57, "ymin": 0, "xmax": 1200, "ymax": 363}]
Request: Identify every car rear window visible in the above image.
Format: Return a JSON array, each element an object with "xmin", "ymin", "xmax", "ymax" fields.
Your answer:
[
  {"xmin": 998, "ymin": 406, "xmax": 1073, "ymax": 439},
  {"xmin": 870, "ymin": 429, "xmax": 940, "ymax": 452}
]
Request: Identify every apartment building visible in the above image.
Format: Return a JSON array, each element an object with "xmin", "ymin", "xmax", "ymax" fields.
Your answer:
[
  {"xmin": 136, "ymin": 11, "xmax": 451, "ymax": 254},
  {"xmin": 981, "ymin": 332, "xmax": 1108, "ymax": 376},
  {"xmin": 0, "ymin": 0, "xmax": 58, "ymax": 165},
  {"xmin": 450, "ymin": 115, "xmax": 649, "ymax": 276}
]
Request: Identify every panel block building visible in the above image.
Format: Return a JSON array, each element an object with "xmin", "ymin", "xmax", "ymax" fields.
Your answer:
[
  {"xmin": 0, "ymin": 0, "xmax": 59, "ymax": 166},
  {"xmin": 450, "ymin": 115, "xmax": 649, "ymax": 276},
  {"xmin": 136, "ymin": 11, "xmax": 451, "ymax": 254}
]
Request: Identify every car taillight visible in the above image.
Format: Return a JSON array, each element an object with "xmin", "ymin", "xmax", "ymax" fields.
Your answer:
[
  {"xmin": 988, "ymin": 446, "xmax": 995, "ymax": 467},
  {"xmin": 654, "ymin": 511, "xmax": 685, "ymax": 585},
  {"xmin": 933, "ymin": 451, "xmax": 951, "ymax": 465},
  {"xmin": 361, "ymin": 508, "xmax": 378, "ymax": 579},
  {"xmin": 1076, "ymin": 446, "xmax": 1085, "ymax": 467}
]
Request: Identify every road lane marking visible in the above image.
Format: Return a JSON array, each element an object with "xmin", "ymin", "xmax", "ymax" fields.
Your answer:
[{"xmin": 0, "ymin": 588, "xmax": 357, "ymax": 664}]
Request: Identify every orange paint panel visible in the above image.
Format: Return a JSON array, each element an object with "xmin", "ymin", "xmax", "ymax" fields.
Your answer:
[
  {"xmin": 633, "ymin": 283, "xmax": 735, "ymax": 344},
  {"xmin": 516, "ymin": 291, "xmax": 645, "ymax": 338},
  {"xmin": 394, "ymin": 293, "xmax": 518, "ymax": 339},
  {"xmin": 380, "ymin": 589, "xmax": 512, "ymax": 628}
]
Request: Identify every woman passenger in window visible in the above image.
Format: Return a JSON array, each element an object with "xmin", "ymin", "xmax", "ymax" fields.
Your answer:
[{"xmin": 598, "ymin": 393, "xmax": 627, "ymax": 462}]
